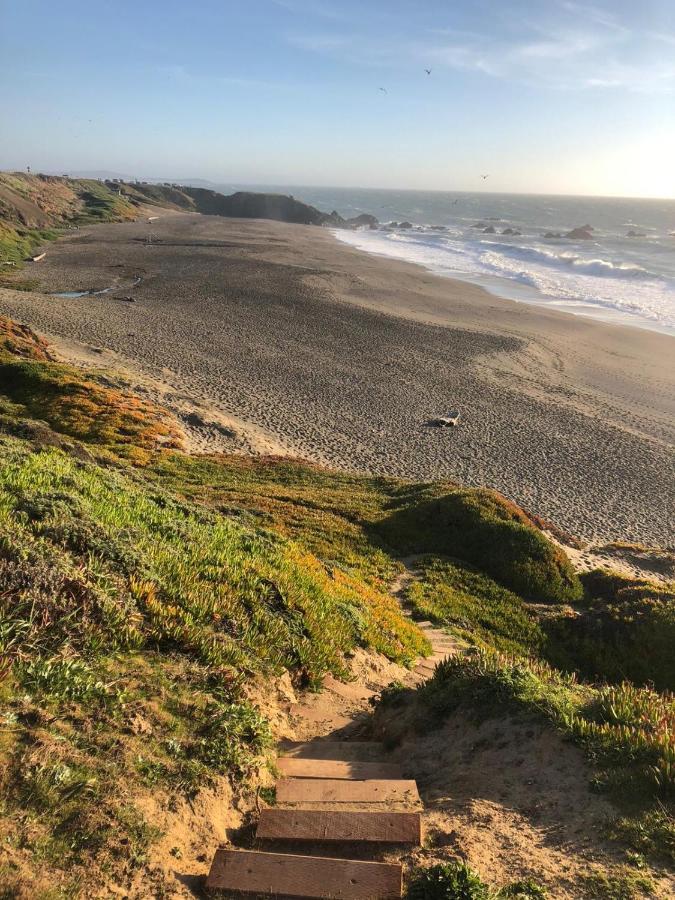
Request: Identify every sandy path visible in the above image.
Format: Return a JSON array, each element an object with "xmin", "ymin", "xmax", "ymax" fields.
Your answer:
[{"xmin": 0, "ymin": 213, "xmax": 673, "ymax": 544}]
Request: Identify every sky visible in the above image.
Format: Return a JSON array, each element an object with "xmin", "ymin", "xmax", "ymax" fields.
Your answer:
[{"xmin": 2, "ymin": 0, "xmax": 674, "ymax": 198}]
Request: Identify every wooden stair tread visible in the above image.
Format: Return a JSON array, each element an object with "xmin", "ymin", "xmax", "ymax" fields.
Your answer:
[
  {"xmin": 278, "ymin": 741, "xmax": 384, "ymax": 761},
  {"xmin": 257, "ymin": 808, "xmax": 421, "ymax": 844},
  {"xmin": 277, "ymin": 758, "xmax": 402, "ymax": 780},
  {"xmin": 206, "ymin": 848, "xmax": 402, "ymax": 898},
  {"xmin": 276, "ymin": 778, "xmax": 420, "ymax": 804}
]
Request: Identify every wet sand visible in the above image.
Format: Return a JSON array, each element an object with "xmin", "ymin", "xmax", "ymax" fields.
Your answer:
[{"xmin": 0, "ymin": 213, "xmax": 673, "ymax": 544}]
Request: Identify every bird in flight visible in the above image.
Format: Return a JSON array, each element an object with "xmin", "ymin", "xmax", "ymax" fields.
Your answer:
[
  {"xmin": 379, "ymin": 87, "xmax": 387, "ymax": 93},
  {"xmin": 481, "ymin": 174, "xmax": 489, "ymax": 180},
  {"xmin": 425, "ymin": 68, "xmax": 432, "ymax": 75}
]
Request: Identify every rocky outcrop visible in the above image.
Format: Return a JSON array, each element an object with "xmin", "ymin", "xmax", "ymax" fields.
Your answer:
[
  {"xmin": 544, "ymin": 232, "xmax": 562, "ymax": 239},
  {"xmin": 346, "ymin": 213, "xmax": 379, "ymax": 228},
  {"xmin": 181, "ymin": 189, "xmax": 327, "ymax": 225},
  {"xmin": 174, "ymin": 189, "xmax": 379, "ymax": 230},
  {"xmin": 626, "ymin": 230, "xmax": 646, "ymax": 238},
  {"xmin": 565, "ymin": 225, "xmax": 594, "ymax": 240},
  {"xmin": 502, "ymin": 227, "xmax": 522, "ymax": 236},
  {"xmin": 483, "ymin": 225, "xmax": 496, "ymax": 234}
]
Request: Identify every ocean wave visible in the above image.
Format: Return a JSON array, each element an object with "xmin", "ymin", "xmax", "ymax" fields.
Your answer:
[
  {"xmin": 333, "ymin": 227, "xmax": 675, "ymax": 332},
  {"xmin": 468, "ymin": 239, "xmax": 654, "ymax": 280},
  {"xmin": 384, "ymin": 227, "xmax": 658, "ymax": 281}
]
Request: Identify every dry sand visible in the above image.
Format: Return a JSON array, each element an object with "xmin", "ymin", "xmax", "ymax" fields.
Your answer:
[{"xmin": 0, "ymin": 212, "xmax": 673, "ymax": 544}]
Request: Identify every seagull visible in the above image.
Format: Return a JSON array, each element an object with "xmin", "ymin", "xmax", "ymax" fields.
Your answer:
[
  {"xmin": 481, "ymin": 174, "xmax": 489, "ymax": 180},
  {"xmin": 425, "ymin": 68, "xmax": 432, "ymax": 75},
  {"xmin": 379, "ymin": 87, "xmax": 387, "ymax": 93}
]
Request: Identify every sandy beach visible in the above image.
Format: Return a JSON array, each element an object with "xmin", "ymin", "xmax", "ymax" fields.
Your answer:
[{"xmin": 0, "ymin": 212, "xmax": 673, "ymax": 544}]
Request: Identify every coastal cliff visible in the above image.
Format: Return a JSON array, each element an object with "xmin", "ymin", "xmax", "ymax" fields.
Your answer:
[{"xmin": 0, "ymin": 172, "xmax": 374, "ymax": 268}]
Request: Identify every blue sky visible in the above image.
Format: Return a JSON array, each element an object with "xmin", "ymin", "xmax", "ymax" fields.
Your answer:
[{"xmin": 2, "ymin": 0, "xmax": 674, "ymax": 197}]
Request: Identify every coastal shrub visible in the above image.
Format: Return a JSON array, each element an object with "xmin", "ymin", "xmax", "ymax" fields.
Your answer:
[
  {"xmin": 545, "ymin": 570, "xmax": 675, "ymax": 690},
  {"xmin": 415, "ymin": 652, "xmax": 675, "ymax": 804},
  {"xmin": 405, "ymin": 863, "xmax": 547, "ymax": 899},
  {"xmin": 406, "ymin": 862, "xmax": 489, "ymax": 900},
  {"xmin": 405, "ymin": 556, "xmax": 545, "ymax": 656},
  {"xmin": 378, "ymin": 487, "xmax": 582, "ymax": 603},
  {"xmin": 0, "ymin": 317, "xmax": 183, "ymax": 462},
  {"xmin": 0, "ymin": 221, "xmax": 61, "ymax": 268},
  {"xmin": 0, "ymin": 437, "xmax": 424, "ymax": 678}
]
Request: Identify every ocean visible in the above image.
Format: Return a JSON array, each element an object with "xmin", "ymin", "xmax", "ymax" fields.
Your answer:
[{"xmin": 216, "ymin": 184, "xmax": 675, "ymax": 335}]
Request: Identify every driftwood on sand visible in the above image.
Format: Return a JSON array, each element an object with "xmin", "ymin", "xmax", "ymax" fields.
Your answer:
[{"xmin": 428, "ymin": 410, "xmax": 460, "ymax": 427}]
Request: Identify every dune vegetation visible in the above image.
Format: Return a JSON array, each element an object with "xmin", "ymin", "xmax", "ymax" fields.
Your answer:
[{"xmin": 0, "ymin": 316, "xmax": 672, "ymax": 897}]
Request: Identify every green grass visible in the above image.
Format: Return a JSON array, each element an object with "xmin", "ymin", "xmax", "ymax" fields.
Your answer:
[
  {"xmin": 377, "ymin": 487, "xmax": 582, "ymax": 603},
  {"xmin": 538, "ymin": 569, "xmax": 675, "ymax": 691},
  {"xmin": 0, "ymin": 439, "xmax": 425, "ymax": 678},
  {"xmin": 405, "ymin": 862, "xmax": 547, "ymax": 899},
  {"xmin": 396, "ymin": 651, "xmax": 675, "ymax": 864},
  {"xmin": 68, "ymin": 180, "xmax": 139, "ymax": 224},
  {"xmin": 152, "ymin": 451, "xmax": 406, "ymax": 586},
  {"xmin": 581, "ymin": 870, "xmax": 655, "ymax": 899},
  {"xmin": 0, "ymin": 222, "xmax": 62, "ymax": 269},
  {"xmin": 0, "ymin": 316, "xmax": 183, "ymax": 464},
  {"xmin": 404, "ymin": 556, "xmax": 546, "ymax": 656},
  {"xmin": 0, "ymin": 172, "xmax": 159, "ymax": 283}
]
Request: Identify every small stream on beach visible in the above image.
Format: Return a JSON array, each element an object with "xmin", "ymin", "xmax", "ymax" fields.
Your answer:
[{"xmin": 52, "ymin": 275, "xmax": 142, "ymax": 299}]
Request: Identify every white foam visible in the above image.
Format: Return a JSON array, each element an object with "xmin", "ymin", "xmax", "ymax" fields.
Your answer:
[{"xmin": 334, "ymin": 227, "xmax": 675, "ymax": 334}]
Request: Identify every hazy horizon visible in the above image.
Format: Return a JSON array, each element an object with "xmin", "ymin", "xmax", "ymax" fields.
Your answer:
[
  {"xmin": 8, "ymin": 170, "xmax": 675, "ymax": 204},
  {"xmin": 3, "ymin": 1, "xmax": 675, "ymax": 199}
]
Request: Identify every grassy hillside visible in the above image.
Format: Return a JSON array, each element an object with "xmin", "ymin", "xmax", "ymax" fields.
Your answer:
[
  {"xmin": 0, "ymin": 172, "xmax": 335, "ymax": 282},
  {"xmin": 0, "ymin": 173, "xmax": 193, "ymax": 281},
  {"xmin": 0, "ymin": 317, "xmax": 671, "ymax": 896},
  {"xmin": 377, "ymin": 652, "xmax": 674, "ymax": 872}
]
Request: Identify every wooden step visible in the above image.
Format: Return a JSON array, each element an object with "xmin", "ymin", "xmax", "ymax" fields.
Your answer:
[
  {"xmin": 277, "ymin": 758, "xmax": 402, "ymax": 780},
  {"xmin": 257, "ymin": 809, "xmax": 421, "ymax": 845},
  {"xmin": 279, "ymin": 741, "xmax": 384, "ymax": 761},
  {"xmin": 206, "ymin": 848, "xmax": 402, "ymax": 898},
  {"xmin": 276, "ymin": 778, "xmax": 420, "ymax": 805}
]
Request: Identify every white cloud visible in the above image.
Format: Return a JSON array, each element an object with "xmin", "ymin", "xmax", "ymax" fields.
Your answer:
[{"xmin": 285, "ymin": 4, "xmax": 675, "ymax": 94}]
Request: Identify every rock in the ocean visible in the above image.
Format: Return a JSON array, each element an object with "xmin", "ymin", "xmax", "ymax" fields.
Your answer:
[
  {"xmin": 483, "ymin": 225, "xmax": 496, "ymax": 234},
  {"xmin": 626, "ymin": 230, "xmax": 646, "ymax": 238},
  {"xmin": 544, "ymin": 231, "xmax": 562, "ymax": 239},
  {"xmin": 346, "ymin": 213, "xmax": 379, "ymax": 228},
  {"xmin": 565, "ymin": 226, "xmax": 594, "ymax": 240}
]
